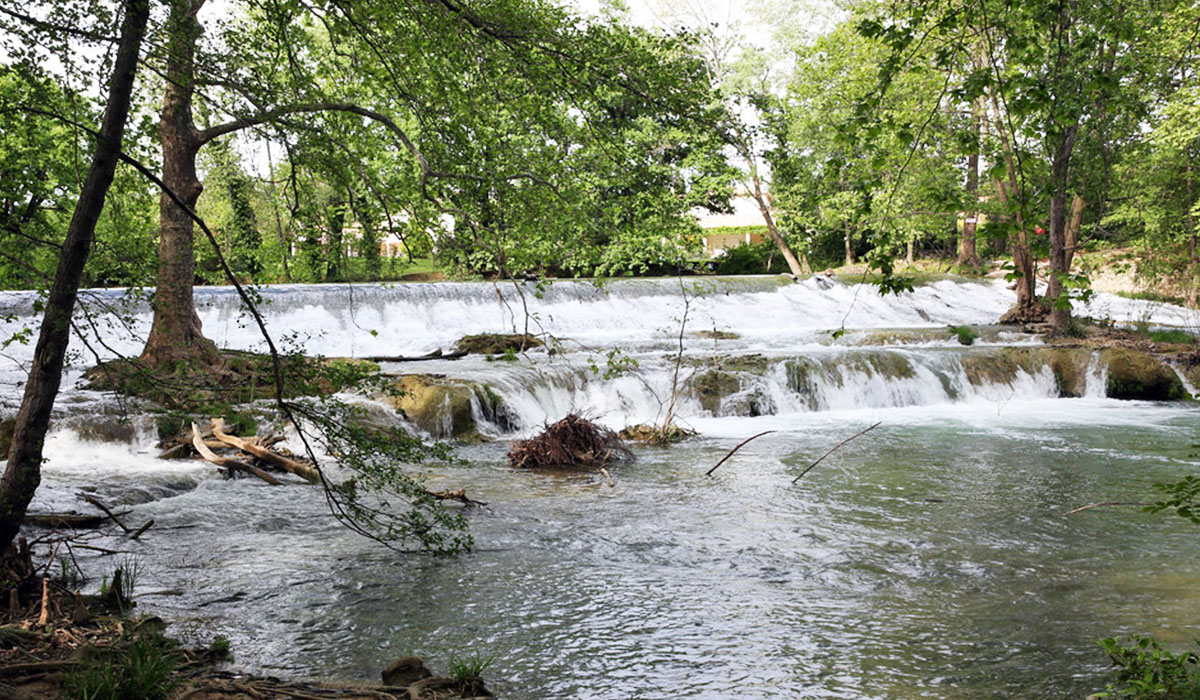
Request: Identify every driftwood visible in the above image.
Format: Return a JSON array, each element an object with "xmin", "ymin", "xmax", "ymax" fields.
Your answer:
[
  {"xmin": 210, "ymin": 418, "xmax": 323, "ymax": 485},
  {"xmin": 792, "ymin": 421, "xmax": 882, "ymax": 484},
  {"xmin": 360, "ymin": 349, "xmax": 467, "ymax": 362},
  {"xmin": 508, "ymin": 414, "xmax": 631, "ymax": 469},
  {"xmin": 1066, "ymin": 501, "xmax": 1151, "ymax": 515},
  {"xmin": 705, "ymin": 430, "xmax": 776, "ymax": 476},
  {"xmin": 23, "ymin": 512, "xmax": 112, "ymax": 529},
  {"xmin": 191, "ymin": 423, "xmax": 282, "ymax": 486},
  {"xmin": 425, "ymin": 489, "xmax": 486, "ymax": 507}
]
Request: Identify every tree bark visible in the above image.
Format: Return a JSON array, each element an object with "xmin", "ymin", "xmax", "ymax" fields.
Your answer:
[
  {"xmin": 1065, "ymin": 193, "xmax": 1086, "ymax": 271},
  {"xmin": 1046, "ymin": 124, "xmax": 1079, "ymax": 334},
  {"xmin": 140, "ymin": 0, "xmax": 223, "ymax": 369},
  {"xmin": 0, "ymin": 0, "xmax": 149, "ymax": 553},
  {"xmin": 749, "ymin": 174, "xmax": 809, "ymax": 276},
  {"xmin": 956, "ymin": 93, "xmax": 984, "ymax": 268}
]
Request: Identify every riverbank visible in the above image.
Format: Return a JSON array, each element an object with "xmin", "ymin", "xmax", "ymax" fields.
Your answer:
[{"xmin": 0, "ymin": 601, "xmax": 492, "ymax": 699}]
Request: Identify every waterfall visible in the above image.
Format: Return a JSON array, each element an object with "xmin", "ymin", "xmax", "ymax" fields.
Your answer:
[{"xmin": 0, "ymin": 277, "xmax": 1194, "ymax": 429}]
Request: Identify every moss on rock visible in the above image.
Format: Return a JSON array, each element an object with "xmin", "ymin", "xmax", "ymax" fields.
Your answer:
[
  {"xmin": 387, "ymin": 374, "xmax": 478, "ymax": 439},
  {"xmin": 455, "ymin": 333, "xmax": 543, "ymax": 355},
  {"xmin": 1102, "ymin": 348, "xmax": 1186, "ymax": 401},
  {"xmin": 688, "ymin": 370, "xmax": 741, "ymax": 414}
]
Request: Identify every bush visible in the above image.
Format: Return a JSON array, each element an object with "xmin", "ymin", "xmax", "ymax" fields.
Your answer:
[
  {"xmin": 949, "ymin": 325, "xmax": 977, "ymax": 346},
  {"xmin": 713, "ymin": 242, "xmax": 774, "ymax": 275}
]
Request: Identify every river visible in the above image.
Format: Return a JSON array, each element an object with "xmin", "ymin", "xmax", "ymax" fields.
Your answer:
[{"xmin": 2, "ymin": 275, "xmax": 1198, "ymax": 699}]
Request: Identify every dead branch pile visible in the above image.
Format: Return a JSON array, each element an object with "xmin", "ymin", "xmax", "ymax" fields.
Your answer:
[
  {"xmin": 155, "ymin": 419, "xmax": 323, "ymax": 486},
  {"xmin": 508, "ymin": 414, "xmax": 631, "ymax": 469}
]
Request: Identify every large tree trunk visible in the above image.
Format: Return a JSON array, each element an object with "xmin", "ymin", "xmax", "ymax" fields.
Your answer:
[
  {"xmin": 140, "ymin": 0, "xmax": 222, "ymax": 368},
  {"xmin": 843, "ymin": 223, "xmax": 855, "ymax": 267},
  {"xmin": 1046, "ymin": 124, "xmax": 1079, "ymax": 334},
  {"xmin": 0, "ymin": 0, "xmax": 149, "ymax": 554},
  {"xmin": 1065, "ymin": 193, "xmax": 1086, "ymax": 271}
]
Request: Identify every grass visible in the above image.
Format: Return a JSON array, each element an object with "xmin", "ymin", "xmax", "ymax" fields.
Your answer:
[
  {"xmin": 65, "ymin": 629, "xmax": 179, "ymax": 700},
  {"xmin": 1148, "ymin": 329, "xmax": 1197, "ymax": 345},
  {"xmin": 1116, "ymin": 289, "xmax": 1187, "ymax": 305},
  {"xmin": 447, "ymin": 651, "xmax": 494, "ymax": 681}
]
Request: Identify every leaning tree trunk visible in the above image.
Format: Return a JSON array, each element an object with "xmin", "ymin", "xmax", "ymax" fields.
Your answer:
[
  {"xmin": 748, "ymin": 175, "xmax": 809, "ymax": 276},
  {"xmin": 0, "ymin": 0, "xmax": 149, "ymax": 554},
  {"xmin": 140, "ymin": 0, "xmax": 222, "ymax": 369}
]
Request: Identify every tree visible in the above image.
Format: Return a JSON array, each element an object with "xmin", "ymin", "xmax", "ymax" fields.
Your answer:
[
  {"xmin": 852, "ymin": 0, "xmax": 1193, "ymax": 328},
  {"xmin": 0, "ymin": 0, "xmax": 148, "ymax": 554},
  {"xmin": 648, "ymin": 0, "xmax": 813, "ymax": 276},
  {"xmin": 134, "ymin": 0, "xmax": 721, "ymax": 367}
]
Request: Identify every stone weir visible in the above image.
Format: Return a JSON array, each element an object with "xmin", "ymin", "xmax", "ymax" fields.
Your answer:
[{"xmin": 378, "ymin": 345, "xmax": 1197, "ymax": 440}]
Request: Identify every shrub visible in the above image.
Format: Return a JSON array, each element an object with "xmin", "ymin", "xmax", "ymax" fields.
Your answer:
[{"xmin": 949, "ymin": 325, "xmax": 977, "ymax": 346}]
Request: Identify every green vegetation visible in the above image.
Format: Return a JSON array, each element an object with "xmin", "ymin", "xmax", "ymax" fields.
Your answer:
[
  {"xmin": 207, "ymin": 635, "xmax": 232, "ymax": 661},
  {"xmin": 949, "ymin": 326, "xmax": 977, "ymax": 346},
  {"xmin": 1097, "ymin": 635, "xmax": 1200, "ymax": 699},
  {"xmin": 1148, "ymin": 329, "xmax": 1197, "ymax": 345},
  {"xmin": 65, "ymin": 629, "xmax": 180, "ymax": 700},
  {"xmin": 447, "ymin": 651, "xmax": 495, "ymax": 682}
]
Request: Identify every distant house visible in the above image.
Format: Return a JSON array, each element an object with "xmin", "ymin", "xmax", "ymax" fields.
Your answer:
[{"xmin": 694, "ymin": 188, "xmax": 770, "ymax": 257}]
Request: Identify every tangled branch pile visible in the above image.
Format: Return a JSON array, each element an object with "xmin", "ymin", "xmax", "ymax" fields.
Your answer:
[{"xmin": 508, "ymin": 414, "xmax": 631, "ymax": 469}]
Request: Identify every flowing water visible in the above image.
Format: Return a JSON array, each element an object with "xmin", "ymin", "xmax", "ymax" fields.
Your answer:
[{"xmin": 2, "ymin": 275, "xmax": 1199, "ymax": 699}]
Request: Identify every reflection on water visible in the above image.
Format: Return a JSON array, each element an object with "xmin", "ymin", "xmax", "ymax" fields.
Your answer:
[{"xmin": 27, "ymin": 399, "xmax": 1200, "ymax": 699}]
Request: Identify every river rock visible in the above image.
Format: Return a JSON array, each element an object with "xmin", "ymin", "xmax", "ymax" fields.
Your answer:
[
  {"xmin": 688, "ymin": 369, "xmax": 740, "ymax": 414},
  {"xmin": 1102, "ymin": 348, "xmax": 1187, "ymax": 400},
  {"xmin": 455, "ymin": 333, "xmax": 542, "ymax": 355},
  {"xmin": 382, "ymin": 655, "xmax": 432, "ymax": 687},
  {"xmin": 388, "ymin": 374, "xmax": 477, "ymax": 438}
]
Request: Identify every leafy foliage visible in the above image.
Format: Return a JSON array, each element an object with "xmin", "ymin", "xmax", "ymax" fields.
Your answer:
[
  {"xmin": 1097, "ymin": 635, "xmax": 1200, "ymax": 699},
  {"xmin": 1146, "ymin": 475, "xmax": 1200, "ymax": 525}
]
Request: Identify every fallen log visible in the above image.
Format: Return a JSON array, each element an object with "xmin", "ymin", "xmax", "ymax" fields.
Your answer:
[
  {"xmin": 24, "ymin": 512, "xmax": 117, "ymax": 529},
  {"xmin": 360, "ymin": 349, "xmax": 467, "ymax": 362},
  {"xmin": 80, "ymin": 494, "xmax": 130, "ymax": 534},
  {"xmin": 210, "ymin": 418, "xmax": 323, "ymax": 485},
  {"xmin": 191, "ymin": 423, "xmax": 281, "ymax": 486}
]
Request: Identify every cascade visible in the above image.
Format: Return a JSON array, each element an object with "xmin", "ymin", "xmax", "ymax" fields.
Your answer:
[{"xmin": 0, "ymin": 277, "xmax": 1192, "ymax": 427}]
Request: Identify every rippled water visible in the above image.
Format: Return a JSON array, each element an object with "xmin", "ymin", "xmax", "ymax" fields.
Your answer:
[
  {"xmin": 6, "ymin": 277, "xmax": 1200, "ymax": 698},
  {"xmin": 28, "ymin": 398, "xmax": 1199, "ymax": 699}
]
